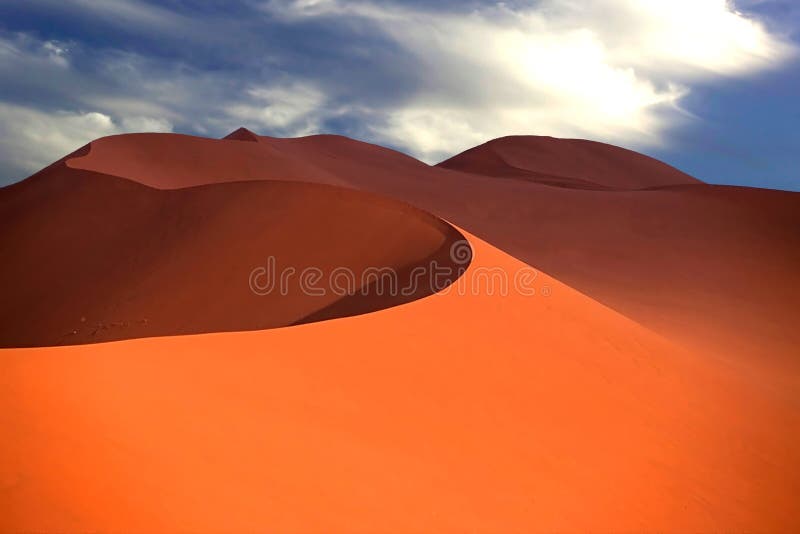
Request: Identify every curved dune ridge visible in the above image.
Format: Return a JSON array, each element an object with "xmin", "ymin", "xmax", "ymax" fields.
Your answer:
[
  {"xmin": 1, "ymin": 230, "xmax": 798, "ymax": 532},
  {"xmin": 1, "ymin": 129, "xmax": 799, "ymax": 532},
  {"xmin": 0, "ymin": 160, "xmax": 469, "ymax": 347},
  {"xmin": 63, "ymin": 129, "xmax": 800, "ymax": 359}
]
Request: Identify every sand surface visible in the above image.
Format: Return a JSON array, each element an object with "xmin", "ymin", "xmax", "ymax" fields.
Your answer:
[
  {"xmin": 2, "ymin": 230, "xmax": 798, "ymax": 532},
  {"xmin": 0, "ymin": 163, "xmax": 465, "ymax": 347},
  {"xmin": 65, "ymin": 130, "xmax": 800, "ymax": 358},
  {"xmin": 1, "ymin": 129, "xmax": 798, "ymax": 532}
]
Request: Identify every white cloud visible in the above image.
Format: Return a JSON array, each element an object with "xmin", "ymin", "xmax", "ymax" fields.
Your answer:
[
  {"xmin": 22, "ymin": 0, "xmax": 184, "ymax": 29},
  {"xmin": 270, "ymin": 0, "xmax": 340, "ymax": 18},
  {"xmin": 269, "ymin": 0, "xmax": 795, "ymax": 162},
  {"xmin": 555, "ymin": 0, "xmax": 793, "ymax": 75},
  {"xmin": 0, "ymin": 33, "xmax": 73, "ymax": 71},
  {"xmin": 1, "ymin": 0, "xmax": 794, "ymax": 182},
  {"xmin": 41, "ymin": 41, "xmax": 70, "ymax": 68},
  {"xmin": 225, "ymin": 82, "xmax": 327, "ymax": 135},
  {"xmin": 0, "ymin": 103, "xmax": 172, "ymax": 182}
]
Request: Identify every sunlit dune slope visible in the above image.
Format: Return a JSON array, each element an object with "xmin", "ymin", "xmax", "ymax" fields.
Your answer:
[
  {"xmin": 0, "ymin": 164, "xmax": 465, "ymax": 347},
  {"xmin": 62, "ymin": 130, "xmax": 800, "ymax": 358},
  {"xmin": 1, "ymin": 230, "xmax": 797, "ymax": 533}
]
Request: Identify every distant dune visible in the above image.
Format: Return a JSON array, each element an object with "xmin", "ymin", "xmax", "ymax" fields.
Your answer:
[
  {"xmin": 0, "ymin": 129, "xmax": 798, "ymax": 532},
  {"xmin": 437, "ymin": 134, "xmax": 702, "ymax": 189}
]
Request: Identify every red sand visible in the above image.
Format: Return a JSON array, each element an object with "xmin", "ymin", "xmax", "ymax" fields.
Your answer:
[
  {"xmin": 65, "ymin": 130, "xmax": 800, "ymax": 358},
  {"xmin": 0, "ymin": 164, "xmax": 465, "ymax": 347},
  {"xmin": 437, "ymin": 135, "xmax": 702, "ymax": 189},
  {"xmin": 1, "ymin": 129, "xmax": 799, "ymax": 532}
]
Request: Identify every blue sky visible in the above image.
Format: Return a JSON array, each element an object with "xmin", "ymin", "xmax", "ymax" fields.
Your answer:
[{"xmin": 0, "ymin": 0, "xmax": 798, "ymax": 190}]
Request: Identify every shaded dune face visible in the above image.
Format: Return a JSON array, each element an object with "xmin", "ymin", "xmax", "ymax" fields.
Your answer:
[
  {"xmin": 63, "ymin": 130, "xmax": 800, "ymax": 359},
  {"xmin": 509, "ymin": 183, "xmax": 800, "ymax": 360},
  {"xmin": 0, "ymin": 163, "xmax": 469, "ymax": 348}
]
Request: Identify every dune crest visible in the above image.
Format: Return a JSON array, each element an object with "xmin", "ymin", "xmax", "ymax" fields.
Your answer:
[
  {"xmin": 54, "ymin": 130, "xmax": 800, "ymax": 359},
  {"xmin": 1, "ymin": 129, "xmax": 798, "ymax": 532},
  {"xmin": 223, "ymin": 127, "xmax": 260, "ymax": 142},
  {"xmin": 0, "ymin": 164, "xmax": 468, "ymax": 347},
  {"xmin": 437, "ymin": 135, "xmax": 702, "ymax": 189},
  {"xmin": 1, "ymin": 229, "xmax": 797, "ymax": 532}
]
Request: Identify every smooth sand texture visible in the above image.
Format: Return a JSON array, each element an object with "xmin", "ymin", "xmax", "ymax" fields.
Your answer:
[
  {"xmin": 437, "ymin": 135, "xmax": 702, "ymax": 189},
  {"xmin": 65, "ymin": 130, "xmax": 800, "ymax": 358},
  {"xmin": 0, "ymin": 164, "xmax": 466, "ymax": 347},
  {"xmin": 1, "ymin": 230, "xmax": 798, "ymax": 532},
  {"xmin": 1, "ymin": 130, "xmax": 798, "ymax": 532}
]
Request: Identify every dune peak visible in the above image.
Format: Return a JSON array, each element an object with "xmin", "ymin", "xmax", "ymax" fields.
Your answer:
[
  {"xmin": 437, "ymin": 134, "xmax": 702, "ymax": 189},
  {"xmin": 223, "ymin": 127, "xmax": 259, "ymax": 142}
]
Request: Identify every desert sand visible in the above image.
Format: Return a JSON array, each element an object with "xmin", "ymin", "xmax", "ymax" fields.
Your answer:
[
  {"xmin": 0, "ymin": 162, "xmax": 465, "ymax": 347},
  {"xmin": 438, "ymin": 134, "xmax": 702, "ymax": 189},
  {"xmin": 1, "ymin": 129, "xmax": 798, "ymax": 532},
  {"xmin": 63, "ymin": 130, "xmax": 800, "ymax": 358}
]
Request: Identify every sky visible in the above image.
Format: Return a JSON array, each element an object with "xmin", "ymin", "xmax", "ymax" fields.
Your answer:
[{"xmin": 0, "ymin": 0, "xmax": 798, "ymax": 191}]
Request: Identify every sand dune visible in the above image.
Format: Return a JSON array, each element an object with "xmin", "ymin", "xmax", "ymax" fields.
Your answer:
[
  {"xmin": 64, "ymin": 131, "xmax": 349, "ymax": 188},
  {"xmin": 0, "ymin": 161, "xmax": 466, "ymax": 347},
  {"xmin": 62, "ymin": 130, "xmax": 800, "ymax": 358},
  {"xmin": 1, "ymin": 129, "xmax": 798, "ymax": 532},
  {"xmin": 1, "ymin": 229, "xmax": 797, "ymax": 532},
  {"xmin": 437, "ymin": 135, "xmax": 702, "ymax": 189}
]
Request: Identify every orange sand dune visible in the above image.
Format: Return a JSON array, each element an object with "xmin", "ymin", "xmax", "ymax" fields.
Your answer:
[
  {"xmin": 1, "ymin": 230, "xmax": 798, "ymax": 532},
  {"xmin": 3, "ymin": 130, "xmax": 799, "ymax": 532},
  {"xmin": 0, "ymin": 165, "xmax": 465, "ymax": 347},
  {"xmin": 63, "ymin": 130, "xmax": 800, "ymax": 358}
]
